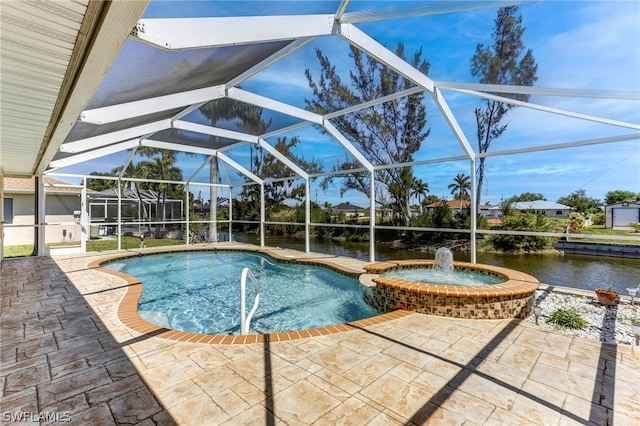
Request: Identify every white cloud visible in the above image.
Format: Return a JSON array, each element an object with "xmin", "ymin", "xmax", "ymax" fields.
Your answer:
[{"xmin": 533, "ymin": 2, "xmax": 640, "ymax": 90}]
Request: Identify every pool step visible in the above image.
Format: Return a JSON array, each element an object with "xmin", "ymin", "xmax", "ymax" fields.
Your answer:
[{"xmin": 138, "ymin": 310, "xmax": 171, "ymax": 328}]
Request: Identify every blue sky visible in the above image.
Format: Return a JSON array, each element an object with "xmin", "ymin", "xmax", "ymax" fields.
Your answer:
[{"xmin": 61, "ymin": 1, "xmax": 639, "ymax": 207}]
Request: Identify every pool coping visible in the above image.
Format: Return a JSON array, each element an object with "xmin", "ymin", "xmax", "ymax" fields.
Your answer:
[
  {"xmin": 364, "ymin": 260, "xmax": 540, "ymax": 297},
  {"xmin": 88, "ymin": 246, "xmax": 411, "ymax": 344}
]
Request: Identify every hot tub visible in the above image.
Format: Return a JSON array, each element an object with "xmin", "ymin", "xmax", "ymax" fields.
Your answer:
[{"xmin": 362, "ymin": 259, "xmax": 539, "ymax": 319}]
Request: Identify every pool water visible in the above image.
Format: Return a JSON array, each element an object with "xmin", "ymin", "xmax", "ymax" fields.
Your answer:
[
  {"xmin": 381, "ymin": 267, "xmax": 504, "ymax": 285},
  {"xmin": 105, "ymin": 251, "xmax": 378, "ymax": 334}
]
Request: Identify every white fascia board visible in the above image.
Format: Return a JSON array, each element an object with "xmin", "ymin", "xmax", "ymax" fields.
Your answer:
[
  {"xmin": 228, "ymin": 88, "xmax": 323, "ymax": 125},
  {"xmin": 258, "ymin": 139, "xmax": 308, "ymax": 179},
  {"xmin": 217, "ymin": 152, "xmax": 263, "ymax": 185},
  {"xmin": 173, "ymin": 120, "xmax": 260, "ymax": 143},
  {"xmin": 132, "ymin": 15, "xmax": 335, "ymax": 50},
  {"xmin": 337, "ymin": 23, "xmax": 434, "ymax": 93},
  {"xmin": 49, "ymin": 139, "xmax": 140, "ymax": 169},
  {"xmin": 80, "ymin": 85, "xmax": 226, "ymax": 124},
  {"xmin": 322, "ymin": 120, "xmax": 373, "ymax": 172},
  {"xmin": 60, "ymin": 120, "xmax": 171, "ymax": 153},
  {"xmin": 431, "ymin": 88, "xmax": 475, "ymax": 160},
  {"xmin": 434, "ymin": 81, "xmax": 640, "ymax": 101},
  {"xmin": 454, "ymin": 89, "xmax": 640, "ymax": 131},
  {"xmin": 142, "ymin": 139, "xmax": 218, "ymax": 156}
]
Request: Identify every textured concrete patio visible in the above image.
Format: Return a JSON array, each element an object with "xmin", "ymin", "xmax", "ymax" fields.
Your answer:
[{"xmin": 1, "ymin": 244, "xmax": 638, "ymax": 425}]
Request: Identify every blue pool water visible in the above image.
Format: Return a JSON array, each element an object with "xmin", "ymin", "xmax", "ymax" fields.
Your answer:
[
  {"xmin": 105, "ymin": 251, "xmax": 378, "ymax": 334},
  {"xmin": 381, "ymin": 267, "xmax": 504, "ymax": 285}
]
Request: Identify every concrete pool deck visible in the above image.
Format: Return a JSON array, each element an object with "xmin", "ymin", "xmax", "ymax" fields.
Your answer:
[{"xmin": 1, "ymin": 243, "xmax": 638, "ymax": 425}]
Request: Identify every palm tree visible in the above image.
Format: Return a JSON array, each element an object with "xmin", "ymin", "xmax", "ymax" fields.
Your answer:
[
  {"xmin": 110, "ymin": 161, "xmax": 154, "ymax": 233},
  {"xmin": 448, "ymin": 173, "xmax": 471, "ymax": 212},
  {"xmin": 411, "ymin": 179, "xmax": 429, "ymax": 214},
  {"xmin": 141, "ymin": 153, "xmax": 183, "ymax": 223}
]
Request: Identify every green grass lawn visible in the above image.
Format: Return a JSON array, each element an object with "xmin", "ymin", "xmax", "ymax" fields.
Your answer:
[
  {"xmin": 488, "ymin": 218, "xmax": 640, "ymax": 245},
  {"xmin": 4, "ymin": 223, "xmax": 639, "ymax": 258},
  {"xmin": 3, "ymin": 244, "xmax": 35, "ymax": 258},
  {"xmin": 566, "ymin": 225, "xmax": 640, "ymax": 245},
  {"xmin": 3, "ymin": 237, "xmax": 185, "ymax": 258},
  {"xmin": 87, "ymin": 236, "xmax": 185, "ymax": 251}
]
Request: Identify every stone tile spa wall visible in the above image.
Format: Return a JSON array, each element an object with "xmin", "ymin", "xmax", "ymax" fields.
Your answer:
[{"xmin": 362, "ymin": 260, "xmax": 540, "ymax": 320}]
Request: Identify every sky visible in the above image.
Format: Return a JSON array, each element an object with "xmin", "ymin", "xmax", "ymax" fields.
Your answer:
[{"xmin": 57, "ymin": 0, "xmax": 640, "ymax": 207}]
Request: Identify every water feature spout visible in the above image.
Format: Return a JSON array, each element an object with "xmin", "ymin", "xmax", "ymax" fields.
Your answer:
[{"xmin": 434, "ymin": 247, "xmax": 454, "ymax": 272}]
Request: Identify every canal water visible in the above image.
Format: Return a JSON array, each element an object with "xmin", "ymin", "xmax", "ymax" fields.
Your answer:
[{"xmin": 231, "ymin": 232, "xmax": 640, "ymax": 295}]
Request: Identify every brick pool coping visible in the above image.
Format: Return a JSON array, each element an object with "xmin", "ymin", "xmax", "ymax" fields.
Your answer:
[
  {"xmin": 87, "ymin": 246, "xmax": 411, "ymax": 344},
  {"xmin": 364, "ymin": 260, "xmax": 540, "ymax": 297},
  {"xmin": 363, "ymin": 260, "xmax": 540, "ymax": 319}
]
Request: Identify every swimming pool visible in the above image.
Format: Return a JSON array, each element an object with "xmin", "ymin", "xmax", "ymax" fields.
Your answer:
[{"xmin": 104, "ymin": 250, "xmax": 378, "ymax": 334}]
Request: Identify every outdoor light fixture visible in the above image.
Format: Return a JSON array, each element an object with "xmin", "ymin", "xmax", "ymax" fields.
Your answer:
[
  {"xmin": 533, "ymin": 306, "xmax": 542, "ymax": 325},
  {"xmin": 627, "ymin": 287, "xmax": 638, "ymax": 305}
]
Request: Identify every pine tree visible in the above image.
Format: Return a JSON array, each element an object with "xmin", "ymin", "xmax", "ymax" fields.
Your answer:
[
  {"xmin": 240, "ymin": 136, "xmax": 322, "ymax": 215},
  {"xmin": 305, "ymin": 43, "xmax": 430, "ymax": 226},
  {"xmin": 471, "ymin": 6, "xmax": 538, "ymax": 211}
]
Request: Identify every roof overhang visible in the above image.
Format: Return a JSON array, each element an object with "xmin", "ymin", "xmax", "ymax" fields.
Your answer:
[{"xmin": 0, "ymin": 0, "xmax": 149, "ymax": 177}]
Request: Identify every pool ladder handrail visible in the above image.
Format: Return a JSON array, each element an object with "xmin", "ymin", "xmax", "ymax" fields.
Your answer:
[{"xmin": 240, "ymin": 267, "xmax": 260, "ymax": 335}]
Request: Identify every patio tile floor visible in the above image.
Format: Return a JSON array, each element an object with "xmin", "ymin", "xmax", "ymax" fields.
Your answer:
[{"xmin": 1, "ymin": 245, "xmax": 638, "ymax": 425}]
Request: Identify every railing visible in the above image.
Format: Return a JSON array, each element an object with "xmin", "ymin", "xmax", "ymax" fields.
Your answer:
[{"xmin": 240, "ymin": 267, "xmax": 260, "ymax": 335}]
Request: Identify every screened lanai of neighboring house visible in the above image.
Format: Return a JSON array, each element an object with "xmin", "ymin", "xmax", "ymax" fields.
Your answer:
[
  {"xmin": 1, "ymin": 0, "xmax": 639, "ymax": 261},
  {"xmin": 88, "ymin": 188, "xmax": 183, "ymax": 238}
]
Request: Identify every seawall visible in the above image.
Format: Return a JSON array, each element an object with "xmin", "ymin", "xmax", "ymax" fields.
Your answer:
[{"xmin": 555, "ymin": 241, "xmax": 640, "ymax": 259}]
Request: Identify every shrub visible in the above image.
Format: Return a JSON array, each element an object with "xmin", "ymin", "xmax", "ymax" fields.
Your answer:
[
  {"xmin": 592, "ymin": 212, "xmax": 605, "ymax": 226},
  {"xmin": 569, "ymin": 213, "xmax": 585, "ymax": 229},
  {"xmin": 489, "ymin": 212, "xmax": 550, "ymax": 252},
  {"xmin": 548, "ymin": 308, "xmax": 587, "ymax": 330}
]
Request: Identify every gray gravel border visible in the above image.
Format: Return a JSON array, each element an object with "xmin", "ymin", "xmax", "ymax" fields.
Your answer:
[{"xmin": 527, "ymin": 288, "xmax": 640, "ymax": 345}]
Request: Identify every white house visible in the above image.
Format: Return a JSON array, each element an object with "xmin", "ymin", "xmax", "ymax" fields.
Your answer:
[
  {"xmin": 2, "ymin": 176, "xmax": 85, "ymax": 246},
  {"xmin": 424, "ymin": 200, "xmax": 493, "ymax": 216},
  {"xmin": 325, "ymin": 202, "xmax": 365, "ymax": 220},
  {"xmin": 510, "ymin": 200, "xmax": 573, "ymax": 218},
  {"xmin": 480, "ymin": 200, "xmax": 573, "ymax": 220},
  {"xmin": 425, "ymin": 199, "xmax": 472, "ymax": 214}
]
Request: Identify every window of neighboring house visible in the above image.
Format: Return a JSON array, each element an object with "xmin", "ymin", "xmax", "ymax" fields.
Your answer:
[
  {"xmin": 3, "ymin": 198, "xmax": 14, "ymax": 224},
  {"xmin": 556, "ymin": 210, "xmax": 562, "ymax": 216}
]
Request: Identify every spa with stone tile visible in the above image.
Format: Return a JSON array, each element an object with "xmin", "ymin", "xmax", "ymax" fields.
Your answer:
[{"xmin": 363, "ymin": 260, "xmax": 540, "ymax": 319}]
